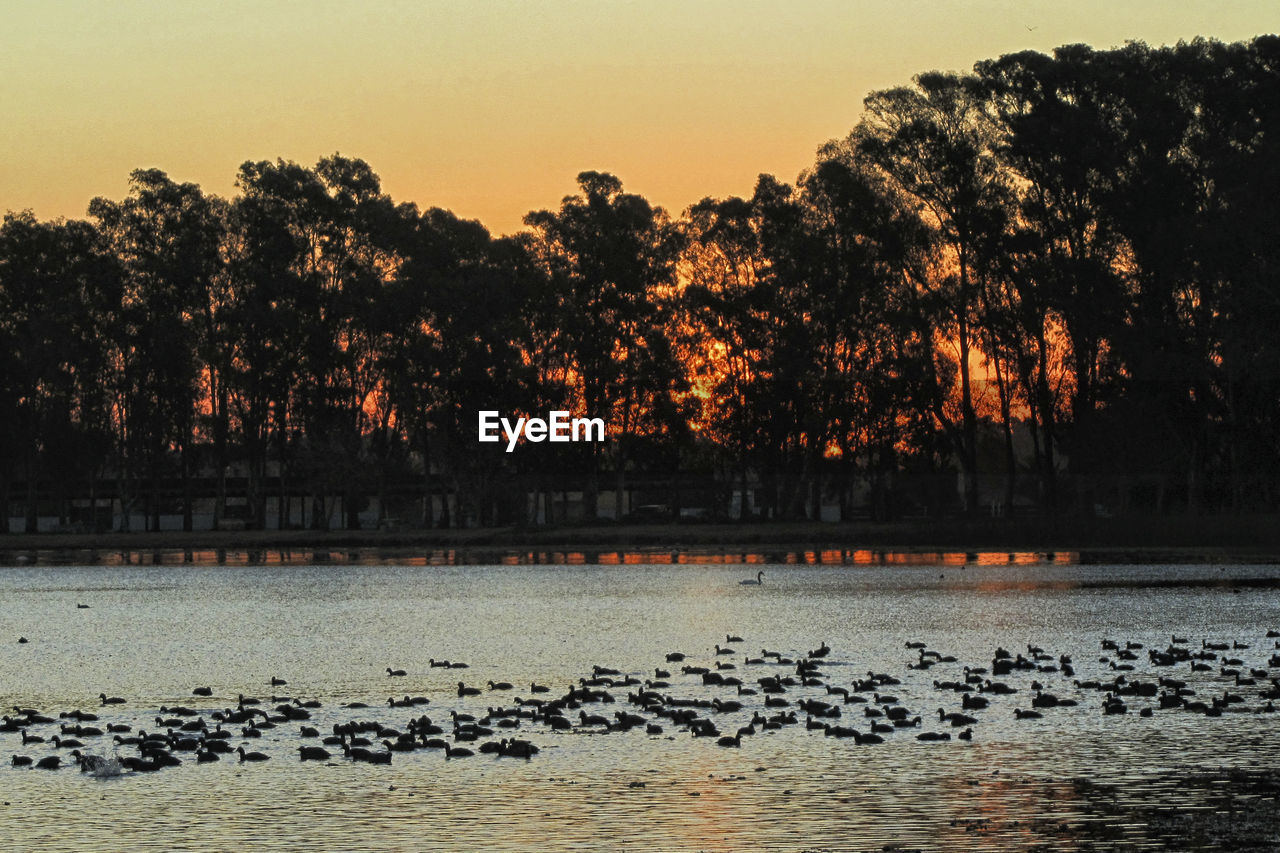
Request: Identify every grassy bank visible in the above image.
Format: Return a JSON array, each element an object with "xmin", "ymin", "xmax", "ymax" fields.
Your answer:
[{"xmin": 1, "ymin": 514, "xmax": 1278, "ymax": 560}]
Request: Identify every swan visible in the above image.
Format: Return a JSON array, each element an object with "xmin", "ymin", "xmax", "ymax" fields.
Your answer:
[{"xmin": 739, "ymin": 571, "xmax": 764, "ymax": 585}]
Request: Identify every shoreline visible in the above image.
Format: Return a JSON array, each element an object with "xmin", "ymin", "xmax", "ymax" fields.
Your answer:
[{"xmin": 2, "ymin": 515, "xmax": 1279, "ymax": 563}]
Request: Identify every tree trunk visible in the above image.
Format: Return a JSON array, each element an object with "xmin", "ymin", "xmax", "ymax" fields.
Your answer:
[
  {"xmin": 24, "ymin": 459, "xmax": 37, "ymax": 534},
  {"xmin": 957, "ymin": 312, "xmax": 979, "ymax": 516}
]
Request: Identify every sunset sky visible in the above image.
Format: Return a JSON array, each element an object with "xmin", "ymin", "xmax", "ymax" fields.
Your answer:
[{"xmin": 3, "ymin": 1, "xmax": 1277, "ymax": 236}]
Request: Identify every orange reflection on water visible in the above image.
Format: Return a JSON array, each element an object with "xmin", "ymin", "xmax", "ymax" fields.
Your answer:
[{"xmin": 6, "ymin": 545, "xmax": 1085, "ymax": 568}]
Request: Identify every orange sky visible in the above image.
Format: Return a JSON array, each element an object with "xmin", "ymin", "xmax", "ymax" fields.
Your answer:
[{"xmin": 3, "ymin": 1, "xmax": 1277, "ymax": 236}]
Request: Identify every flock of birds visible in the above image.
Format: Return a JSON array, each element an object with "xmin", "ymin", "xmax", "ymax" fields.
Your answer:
[{"xmin": 8, "ymin": 616, "xmax": 1280, "ymax": 776}]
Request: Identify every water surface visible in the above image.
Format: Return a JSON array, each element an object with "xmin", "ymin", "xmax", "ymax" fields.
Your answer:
[{"xmin": 3, "ymin": 557, "xmax": 1279, "ymax": 851}]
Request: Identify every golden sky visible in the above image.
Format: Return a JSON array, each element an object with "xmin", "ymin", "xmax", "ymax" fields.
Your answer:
[{"xmin": 2, "ymin": 1, "xmax": 1277, "ymax": 235}]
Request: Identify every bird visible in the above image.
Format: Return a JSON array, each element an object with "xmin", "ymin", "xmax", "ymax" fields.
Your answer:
[
  {"xmin": 192, "ymin": 687, "xmax": 213, "ymax": 697},
  {"xmin": 299, "ymin": 745, "xmax": 330, "ymax": 761},
  {"xmin": 386, "ymin": 668, "xmax": 407, "ymax": 677},
  {"xmin": 740, "ymin": 571, "xmax": 764, "ymax": 586},
  {"xmin": 99, "ymin": 693, "xmax": 126, "ymax": 705},
  {"xmin": 70, "ymin": 751, "xmax": 123, "ymax": 776},
  {"xmin": 237, "ymin": 747, "xmax": 269, "ymax": 762},
  {"xmin": 270, "ymin": 676, "xmax": 287, "ymax": 686},
  {"xmin": 457, "ymin": 682, "xmax": 481, "ymax": 697}
]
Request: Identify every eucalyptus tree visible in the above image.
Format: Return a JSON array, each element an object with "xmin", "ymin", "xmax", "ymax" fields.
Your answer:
[
  {"xmin": 0, "ymin": 213, "xmax": 116, "ymax": 531},
  {"xmin": 88, "ymin": 170, "xmax": 223, "ymax": 531},
  {"xmin": 228, "ymin": 155, "xmax": 409, "ymax": 530},
  {"xmin": 523, "ymin": 172, "xmax": 685, "ymax": 520},
  {"xmin": 225, "ymin": 158, "xmax": 325, "ymax": 527},
  {"xmin": 680, "ymin": 193, "xmax": 774, "ymax": 517},
  {"xmin": 856, "ymin": 72, "xmax": 1011, "ymax": 514},
  {"xmin": 977, "ymin": 47, "xmax": 1130, "ymax": 471},
  {"xmin": 1185, "ymin": 36, "xmax": 1280, "ymax": 509},
  {"xmin": 389, "ymin": 208, "xmax": 539, "ymax": 527},
  {"xmin": 798, "ymin": 149, "xmax": 940, "ymax": 520}
]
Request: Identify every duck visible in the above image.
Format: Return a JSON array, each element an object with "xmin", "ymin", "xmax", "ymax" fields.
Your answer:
[{"xmin": 499, "ymin": 739, "xmax": 539, "ymax": 758}]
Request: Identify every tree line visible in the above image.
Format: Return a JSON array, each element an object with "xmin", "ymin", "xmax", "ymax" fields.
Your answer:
[{"xmin": 2, "ymin": 37, "xmax": 1278, "ymax": 531}]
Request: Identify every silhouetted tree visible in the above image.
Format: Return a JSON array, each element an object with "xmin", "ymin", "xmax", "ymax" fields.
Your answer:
[{"xmin": 524, "ymin": 172, "xmax": 684, "ymax": 520}]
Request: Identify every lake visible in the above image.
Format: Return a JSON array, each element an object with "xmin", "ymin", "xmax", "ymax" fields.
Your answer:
[{"xmin": 3, "ymin": 551, "xmax": 1279, "ymax": 851}]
